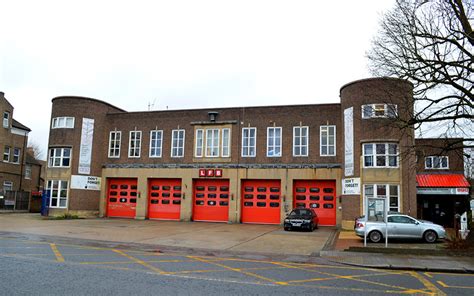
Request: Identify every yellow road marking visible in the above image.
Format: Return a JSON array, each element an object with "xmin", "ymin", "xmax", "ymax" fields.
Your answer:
[
  {"xmin": 424, "ymin": 272, "xmax": 433, "ymax": 278},
  {"xmin": 272, "ymin": 261, "xmax": 427, "ymax": 294},
  {"xmin": 409, "ymin": 272, "xmax": 446, "ymax": 296},
  {"xmin": 437, "ymin": 281, "xmax": 448, "ymax": 288},
  {"xmin": 113, "ymin": 249, "xmax": 166, "ymax": 274},
  {"xmin": 188, "ymin": 255, "xmax": 280, "ymax": 285},
  {"xmin": 288, "ymin": 271, "xmax": 402, "ymax": 284},
  {"xmin": 49, "ymin": 244, "xmax": 65, "ymax": 262},
  {"xmin": 437, "ymin": 280, "xmax": 474, "ymax": 289}
]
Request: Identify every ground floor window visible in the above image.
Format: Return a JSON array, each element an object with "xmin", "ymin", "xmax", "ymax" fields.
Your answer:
[
  {"xmin": 3, "ymin": 181, "xmax": 13, "ymax": 192},
  {"xmin": 364, "ymin": 184, "xmax": 399, "ymax": 212},
  {"xmin": 47, "ymin": 180, "xmax": 68, "ymax": 208}
]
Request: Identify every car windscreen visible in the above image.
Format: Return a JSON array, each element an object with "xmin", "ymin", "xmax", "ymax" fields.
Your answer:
[{"xmin": 290, "ymin": 209, "xmax": 311, "ymax": 216}]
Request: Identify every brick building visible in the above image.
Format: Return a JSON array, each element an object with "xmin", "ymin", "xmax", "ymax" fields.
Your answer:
[{"xmin": 46, "ymin": 77, "xmax": 471, "ymax": 228}]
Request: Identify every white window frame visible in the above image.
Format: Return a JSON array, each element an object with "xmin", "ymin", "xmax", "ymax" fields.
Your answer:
[
  {"xmin": 52, "ymin": 116, "xmax": 75, "ymax": 129},
  {"xmin": 363, "ymin": 184, "xmax": 400, "ymax": 212},
  {"xmin": 48, "ymin": 147, "xmax": 71, "ymax": 168},
  {"xmin": 108, "ymin": 131, "xmax": 121, "ymax": 158},
  {"xmin": 195, "ymin": 129, "xmax": 204, "ymax": 157},
  {"xmin": 3, "ymin": 181, "xmax": 13, "ymax": 192},
  {"xmin": 149, "ymin": 130, "xmax": 163, "ymax": 158},
  {"xmin": 12, "ymin": 147, "xmax": 20, "ymax": 164},
  {"xmin": 241, "ymin": 127, "xmax": 257, "ymax": 157},
  {"xmin": 3, "ymin": 146, "xmax": 10, "ymax": 162},
  {"xmin": 3, "ymin": 111, "xmax": 10, "ymax": 128},
  {"xmin": 128, "ymin": 131, "xmax": 142, "ymax": 158},
  {"xmin": 267, "ymin": 127, "xmax": 282, "ymax": 157},
  {"xmin": 171, "ymin": 129, "xmax": 185, "ymax": 158},
  {"xmin": 320, "ymin": 125, "xmax": 336, "ymax": 156},
  {"xmin": 25, "ymin": 165, "xmax": 32, "ymax": 180},
  {"xmin": 363, "ymin": 143, "xmax": 399, "ymax": 168},
  {"xmin": 221, "ymin": 128, "xmax": 230, "ymax": 157},
  {"xmin": 205, "ymin": 129, "xmax": 220, "ymax": 157},
  {"xmin": 425, "ymin": 156, "xmax": 449, "ymax": 169},
  {"xmin": 362, "ymin": 104, "xmax": 398, "ymax": 119},
  {"xmin": 47, "ymin": 180, "xmax": 68, "ymax": 208},
  {"xmin": 293, "ymin": 126, "xmax": 309, "ymax": 157}
]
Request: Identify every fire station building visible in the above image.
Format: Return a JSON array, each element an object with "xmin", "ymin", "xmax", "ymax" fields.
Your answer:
[{"xmin": 46, "ymin": 77, "xmax": 470, "ymax": 229}]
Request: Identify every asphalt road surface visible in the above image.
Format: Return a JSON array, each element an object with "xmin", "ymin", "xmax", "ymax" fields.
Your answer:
[{"xmin": 0, "ymin": 236, "xmax": 473, "ymax": 295}]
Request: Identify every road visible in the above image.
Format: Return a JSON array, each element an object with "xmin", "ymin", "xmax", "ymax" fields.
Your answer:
[{"xmin": 0, "ymin": 236, "xmax": 473, "ymax": 295}]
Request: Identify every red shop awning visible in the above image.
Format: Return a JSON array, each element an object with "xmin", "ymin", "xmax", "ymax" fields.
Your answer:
[{"xmin": 416, "ymin": 174, "xmax": 470, "ymax": 188}]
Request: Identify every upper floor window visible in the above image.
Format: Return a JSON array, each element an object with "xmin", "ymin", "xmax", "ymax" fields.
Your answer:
[
  {"xmin": 108, "ymin": 131, "xmax": 121, "ymax": 158},
  {"xmin": 12, "ymin": 148, "xmax": 20, "ymax": 164},
  {"xmin": 222, "ymin": 128, "xmax": 230, "ymax": 157},
  {"xmin": 52, "ymin": 117, "xmax": 75, "ymax": 129},
  {"xmin": 425, "ymin": 156, "xmax": 449, "ymax": 169},
  {"xmin": 128, "ymin": 131, "xmax": 142, "ymax": 158},
  {"xmin": 171, "ymin": 129, "xmax": 185, "ymax": 157},
  {"xmin": 3, "ymin": 112, "xmax": 10, "ymax": 128},
  {"xmin": 195, "ymin": 129, "xmax": 204, "ymax": 157},
  {"xmin": 48, "ymin": 147, "xmax": 71, "ymax": 167},
  {"xmin": 149, "ymin": 130, "xmax": 163, "ymax": 158},
  {"xmin": 3, "ymin": 146, "xmax": 10, "ymax": 162},
  {"xmin": 242, "ymin": 127, "xmax": 256, "ymax": 157},
  {"xmin": 267, "ymin": 127, "xmax": 282, "ymax": 157},
  {"xmin": 195, "ymin": 127, "xmax": 231, "ymax": 158},
  {"xmin": 206, "ymin": 129, "xmax": 220, "ymax": 157},
  {"xmin": 293, "ymin": 126, "xmax": 309, "ymax": 156},
  {"xmin": 362, "ymin": 104, "xmax": 397, "ymax": 119},
  {"xmin": 25, "ymin": 165, "xmax": 32, "ymax": 179},
  {"xmin": 320, "ymin": 125, "xmax": 336, "ymax": 156},
  {"xmin": 363, "ymin": 143, "xmax": 398, "ymax": 168}
]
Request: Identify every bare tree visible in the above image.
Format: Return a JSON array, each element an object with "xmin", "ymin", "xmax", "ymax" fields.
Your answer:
[
  {"xmin": 367, "ymin": 0, "xmax": 473, "ymax": 147},
  {"xmin": 27, "ymin": 141, "xmax": 45, "ymax": 160}
]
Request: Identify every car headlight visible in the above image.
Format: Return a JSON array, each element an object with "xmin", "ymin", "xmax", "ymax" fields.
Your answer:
[
  {"xmin": 303, "ymin": 219, "xmax": 311, "ymax": 223},
  {"xmin": 284, "ymin": 219, "xmax": 290, "ymax": 223}
]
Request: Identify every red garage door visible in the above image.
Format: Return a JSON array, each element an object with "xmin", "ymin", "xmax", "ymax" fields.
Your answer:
[
  {"xmin": 193, "ymin": 179, "xmax": 230, "ymax": 222},
  {"xmin": 148, "ymin": 179, "xmax": 182, "ymax": 221},
  {"xmin": 107, "ymin": 178, "xmax": 138, "ymax": 218},
  {"xmin": 293, "ymin": 180, "xmax": 336, "ymax": 226},
  {"xmin": 241, "ymin": 180, "xmax": 281, "ymax": 224}
]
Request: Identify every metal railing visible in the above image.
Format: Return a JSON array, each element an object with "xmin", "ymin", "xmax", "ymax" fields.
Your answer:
[{"xmin": 0, "ymin": 191, "xmax": 30, "ymax": 211}]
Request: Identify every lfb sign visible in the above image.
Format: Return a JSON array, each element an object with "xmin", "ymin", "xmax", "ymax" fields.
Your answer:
[{"xmin": 199, "ymin": 169, "xmax": 223, "ymax": 178}]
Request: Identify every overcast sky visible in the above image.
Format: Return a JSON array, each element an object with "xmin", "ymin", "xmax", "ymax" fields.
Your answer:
[{"xmin": 0, "ymin": 0, "xmax": 395, "ymax": 159}]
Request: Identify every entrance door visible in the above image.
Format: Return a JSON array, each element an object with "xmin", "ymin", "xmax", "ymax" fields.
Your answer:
[
  {"xmin": 241, "ymin": 180, "xmax": 281, "ymax": 224},
  {"xmin": 293, "ymin": 180, "xmax": 336, "ymax": 226},
  {"xmin": 107, "ymin": 178, "xmax": 138, "ymax": 218},
  {"xmin": 148, "ymin": 179, "xmax": 182, "ymax": 220},
  {"xmin": 193, "ymin": 179, "xmax": 230, "ymax": 222}
]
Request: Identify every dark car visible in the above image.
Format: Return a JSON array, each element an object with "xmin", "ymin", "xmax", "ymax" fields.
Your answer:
[{"xmin": 284, "ymin": 208, "xmax": 319, "ymax": 231}]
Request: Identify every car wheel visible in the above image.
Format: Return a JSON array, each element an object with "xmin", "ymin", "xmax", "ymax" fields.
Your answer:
[
  {"xmin": 309, "ymin": 222, "xmax": 314, "ymax": 232},
  {"xmin": 314, "ymin": 223, "xmax": 318, "ymax": 230},
  {"xmin": 369, "ymin": 230, "xmax": 382, "ymax": 243},
  {"xmin": 284, "ymin": 226, "xmax": 290, "ymax": 231},
  {"xmin": 423, "ymin": 230, "xmax": 437, "ymax": 243}
]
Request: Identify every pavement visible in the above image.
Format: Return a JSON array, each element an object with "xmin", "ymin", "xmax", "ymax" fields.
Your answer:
[{"xmin": 1, "ymin": 213, "xmax": 474, "ymax": 273}]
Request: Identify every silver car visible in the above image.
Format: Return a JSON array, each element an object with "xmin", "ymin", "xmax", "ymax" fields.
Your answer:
[{"xmin": 354, "ymin": 214, "xmax": 446, "ymax": 243}]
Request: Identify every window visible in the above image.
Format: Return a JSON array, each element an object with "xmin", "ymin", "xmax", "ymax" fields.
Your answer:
[
  {"xmin": 267, "ymin": 127, "xmax": 282, "ymax": 157},
  {"xmin": 3, "ymin": 112, "xmax": 9, "ymax": 128},
  {"xmin": 222, "ymin": 128, "xmax": 230, "ymax": 157},
  {"xmin": 48, "ymin": 147, "xmax": 71, "ymax": 167},
  {"xmin": 195, "ymin": 129, "xmax": 204, "ymax": 157},
  {"xmin": 128, "ymin": 131, "xmax": 142, "ymax": 158},
  {"xmin": 3, "ymin": 181, "xmax": 13, "ymax": 192},
  {"xmin": 51, "ymin": 117, "xmax": 75, "ymax": 129},
  {"xmin": 363, "ymin": 143, "xmax": 398, "ymax": 168},
  {"xmin": 3, "ymin": 146, "xmax": 10, "ymax": 162},
  {"xmin": 362, "ymin": 104, "xmax": 397, "ymax": 119},
  {"xmin": 108, "ymin": 131, "xmax": 121, "ymax": 158},
  {"xmin": 12, "ymin": 148, "xmax": 20, "ymax": 164},
  {"xmin": 48, "ymin": 180, "xmax": 68, "ymax": 208},
  {"xmin": 206, "ymin": 129, "xmax": 220, "ymax": 157},
  {"xmin": 364, "ymin": 184, "xmax": 399, "ymax": 212},
  {"xmin": 320, "ymin": 125, "xmax": 336, "ymax": 156},
  {"xmin": 425, "ymin": 156, "xmax": 449, "ymax": 169},
  {"xmin": 293, "ymin": 126, "xmax": 309, "ymax": 156},
  {"xmin": 149, "ymin": 130, "xmax": 163, "ymax": 158},
  {"xmin": 242, "ymin": 127, "xmax": 256, "ymax": 157},
  {"xmin": 171, "ymin": 129, "xmax": 185, "ymax": 157},
  {"xmin": 25, "ymin": 165, "xmax": 32, "ymax": 179}
]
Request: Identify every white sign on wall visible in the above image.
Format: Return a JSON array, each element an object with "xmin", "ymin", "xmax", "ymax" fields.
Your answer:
[
  {"xmin": 71, "ymin": 175, "xmax": 101, "ymax": 191},
  {"xmin": 344, "ymin": 107, "xmax": 354, "ymax": 176},
  {"xmin": 342, "ymin": 178, "xmax": 361, "ymax": 195},
  {"xmin": 78, "ymin": 118, "xmax": 94, "ymax": 175}
]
